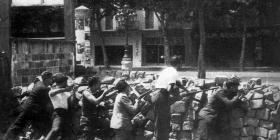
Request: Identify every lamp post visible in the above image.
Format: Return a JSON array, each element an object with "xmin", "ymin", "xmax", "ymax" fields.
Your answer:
[{"xmin": 116, "ymin": 5, "xmax": 136, "ymax": 71}]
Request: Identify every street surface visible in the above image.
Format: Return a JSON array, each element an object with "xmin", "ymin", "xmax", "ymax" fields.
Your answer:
[{"xmin": 147, "ymin": 70, "xmax": 280, "ymax": 86}]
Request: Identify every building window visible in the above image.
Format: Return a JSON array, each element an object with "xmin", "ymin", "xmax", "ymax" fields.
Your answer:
[
  {"xmin": 145, "ymin": 9, "xmax": 154, "ymax": 29},
  {"xmin": 105, "ymin": 16, "xmax": 113, "ymax": 30}
]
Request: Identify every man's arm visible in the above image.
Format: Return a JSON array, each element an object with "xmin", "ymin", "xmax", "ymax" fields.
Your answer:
[
  {"xmin": 216, "ymin": 90, "xmax": 239, "ymax": 106},
  {"xmin": 49, "ymin": 87, "xmax": 72, "ymax": 97},
  {"xmin": 83, "ymin": 90, "xmax": 105, "ymax": 105},
  {"xmin": 120, "ymin": 95, "xmax": 142, "ymax": 115}
]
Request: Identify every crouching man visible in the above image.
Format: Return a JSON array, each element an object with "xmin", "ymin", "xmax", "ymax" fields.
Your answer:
[{"xmin": 194, "ymin": 76, "xmax": 242, "ymax": 140}]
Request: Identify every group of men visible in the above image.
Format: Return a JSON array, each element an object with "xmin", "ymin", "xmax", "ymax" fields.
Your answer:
[{"xmin": 4, "ymin": 55, "xmax": 245, "ymax": 140}]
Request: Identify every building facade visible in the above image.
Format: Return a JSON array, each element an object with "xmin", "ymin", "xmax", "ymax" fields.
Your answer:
[
  {"xmin": 92, "ymin": 5, "xmax": 280, "ymax": 68},
  {"xmin": 92, "ymin": 9, "xmax": 192, "ymax": 67}
]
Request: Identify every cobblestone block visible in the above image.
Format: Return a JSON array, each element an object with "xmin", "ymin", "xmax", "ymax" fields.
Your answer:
[
  {"xmin": 232, "ymin": 128, "xmax": 241, "ymax": 137},
  {"xmin": 250, "ymin": 99, "xmax": 264, "ymax": 109},
  {"xmin": 171, "ymin": 122, "xmax": 181, "ymax": 131},
  {"xmin": 144, "ymin": 120, "xmax": 154, "ymax": 131},
  {"xmin": 244, "ymin": 117, "xmax": 259, "ymax": 127},
  {"xmin": 252, "ymin": 91, "xmax": 264, "ymax": 99},
  {"xmin": 171, "ymin": 113, "xmax": 182, "ymax": 124},
  {"xmin": 273, "ymin": 92, "xmax": 280, "ymax": 102},
  {"xmin": 268, "ymin": 129, "xmax": 277, "ymax": 140},
  {"xmin": 130, "ymin": 71, "xmax": 137, "ymax": 79},
  {"xmin": 264, "ymin": 91, "xmax": 274, "ymax": 101},
  {"xmin": 171, "ymin": 101, "xmax": 186, "ymax": 113},
  {"xmin": 249, "ymin": 78, "xmax": 262, "ymax": 85},
  {"xmin": 256, "ymin": 137, "xmax": 267, "ymax": 140},
  {"xmin": 246, "ymin": 109, "xmax": 256, "ymax": 118},
  {"xmin": 241, "ymin": 126, "xmax": 255, "ymax": 136},
  {"xmin": 241, "ymin": 136, "xmax": 253, "ymax": 140},
  {"xmin": 255, "ymin": 127, "xmax": 268, "ymax": 138},
  {"xmin": 137, "ymin": 71, "xmax": 145, "ymax": 78},
  {"xmin": 231, "ymin": 118, "xmax": 244, "ymax": 128},
  {"xmin": 256, "ymin": 108, "xmax": 270, "ymax": 120},
  {"xmin": 264, "ymin": 99, "xmax": 277, "ymax": 110},
  {"xmin": 259, "ymin": 120, "xmax": 274, "ymax": 129},
  {"xmin": 178, "ymin": 131, "xmax": 192, "ymax": 140},
  {"xmin": 182, "ymin": 120, "xmax": 194, "ymax": 131}
]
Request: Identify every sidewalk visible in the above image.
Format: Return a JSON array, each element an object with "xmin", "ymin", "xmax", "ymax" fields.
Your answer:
[{"xmin": 99, "ymin": 65, "xmax": 280, "ymax": 72}]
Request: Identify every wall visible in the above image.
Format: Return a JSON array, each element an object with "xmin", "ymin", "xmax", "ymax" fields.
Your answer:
[{"xmin": 11, "ymin": 38, "xmax": 75, "ymax": 86}]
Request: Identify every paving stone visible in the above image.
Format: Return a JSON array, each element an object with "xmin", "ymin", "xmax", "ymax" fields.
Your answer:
[
  {"xmin": 249, "ymin": 78, "xmax": 262, "ymax": 85},
  {"xmin": 264, "ymin": 99, "xmax": 277, "ymax": 110},
  {"xmin": 250, "ymin": 99, "xmax": 264, "ymax": 109},
  {"xmin": 256, "ymin": 108, "xmax": 270, "ymax": 120},
  {"xmin": 170, "ymin": 113, "xmax": 182, "ymax": 124},
  {"xmin": 246, "ymin": 109, "xmax": 256, "ymax": 118},
  {"xmin": 170, "ymin": 122, "xmax": 181, "ymax": 131},
  {"xmin": 256, "ymin": 137, "xmax": 267, "ymax": 140},
  {"xmin": 241, "ymin": 136, "xmax": 253, "ymax": 140},
  {"xmin": 259, "ymin": 120, "xmax": 274, "ymax": 129},
  {"xmin": 264, "ymin": 91, "xmax": 274, "ymax": 101},
  {"xmin": 182, "ymin": 120, "xmax": 194, "ymax": 131},
  {"xmin": 273, "ymin": 92, "xmax": 280, "ymax": 102},
  {"xmin": 255, "ymin": 127, "xmax": 268, "ymax": 138},
  {"xmin": 144, "ymin": 120, "xmax": 154, "ymax": 131},
  {"xmin": 252, "ymin": 91, "xmax": 264, "ymax": 99},
  {"xmin": 231, "ymin": 118, "xmax": 244, "ymax": 129},
  {"xmin": 232, "ymin": 128, "xmax": 241, "ymax": 137},
  {"xmin": 241, "ymin": 126, "xmax": 255, "ymax": 136},
  {"xmin": 177, "ymin": 131, "xmax": 192, "ymax": 140},
  {"xmin": 268, "ymin": 129, "xmax": 277, "ymax": 140},
  {"xmin": 170, "ymin": 101, "xmax": 186, "ymax": 113},
  {"xmin": 244, "ymin": 117, "xmax": 259, "ymax": 127}
]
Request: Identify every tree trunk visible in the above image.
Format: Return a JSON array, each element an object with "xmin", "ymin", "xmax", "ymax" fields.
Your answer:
[
  {"xmin": 97, "ymin": 17, "xmax": 109, "ymax": 68},
  {"xmin": 162, "ymin": 26, "xmax": 170, "ymax": 65},
  {"xmin": 239, "ymin": 13, "xmax": 247, "ymax": 71},
  {"xmin": 197, "ymin": 8, "xmax": 206, "ymax": 78}
]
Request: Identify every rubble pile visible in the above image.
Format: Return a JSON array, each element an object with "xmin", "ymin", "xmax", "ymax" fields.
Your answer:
[{"xmin": 229, "ymin": 83, "xmax": 280, "ymax": 140}]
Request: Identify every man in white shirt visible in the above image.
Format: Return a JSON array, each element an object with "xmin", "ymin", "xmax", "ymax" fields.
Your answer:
[{"xmin": 45, "ymin": 73, "xmax": 72, "ymax": 140}]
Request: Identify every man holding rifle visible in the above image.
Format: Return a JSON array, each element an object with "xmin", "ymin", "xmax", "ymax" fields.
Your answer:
[
  {"xmin": 151, "ymin": 56, "xmax": 188, "ymax": 140},
  {"xmin": 194, "ymin": 76, "xmax": 242, "ymax": 140}
]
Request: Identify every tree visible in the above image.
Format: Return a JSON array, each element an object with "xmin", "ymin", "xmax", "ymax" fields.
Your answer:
[
  {"xmin": 139, "ymin": 0, "xmax": 187, "ymax": 65},
  {"xmin": 115, "ymin": 4, "xmax": 137, "ymax": 70},
  {"xmin": 77, "ymin": 0, "xmax": 120, "ymax": 68},
  {"xmin": 227, "ymin": 0, "xmax": 260, "ymax": 71}
]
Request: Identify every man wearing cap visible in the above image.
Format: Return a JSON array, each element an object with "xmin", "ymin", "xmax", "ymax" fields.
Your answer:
[
  {"xmin": 45, "ymin": 73, "xmax": 73, "ymax": 140},
  {"xmin": 194, "ymin": 76, "xmax": 242, "ymax": 140},
  {"xmin": 4, "ymin": 71, "xmax": 54, "ymax": 140}
]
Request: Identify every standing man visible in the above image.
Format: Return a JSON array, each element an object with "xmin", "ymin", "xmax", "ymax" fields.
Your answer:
[
  {"xmin": 80, "ymin": 76, "xmax": 113, "ymax": 140},
  {"xmin": 110, "ymin": 80, "xmax": 143, "ymax": 140},
  {"xmin": 152, "ymin": 56, "xmax": 187, "ymax": 140},
  {"xmin": 194, "ymin": 76, "xmax": 242, "ymax": 140},
  {"xmin": 45, "ymin": 73, "xmax": 72, "ymax": 140},
  {"xmin": 4, "ymin": 71, "xmax": 53, "ymax": 140}
]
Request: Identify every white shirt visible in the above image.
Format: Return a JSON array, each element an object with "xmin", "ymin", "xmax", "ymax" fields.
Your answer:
[
  {"xmin": 155, "ymin": 67, "xmax": 179, "ymax": 89},
  {"xmin": 49, "ymin": 88, "xmax": 71, "ymax": 109}
]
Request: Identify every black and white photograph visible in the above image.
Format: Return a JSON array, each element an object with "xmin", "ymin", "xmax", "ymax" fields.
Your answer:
[{"xmin": 1, "ymin": 0, "xmax": 280, "ymax": 140}]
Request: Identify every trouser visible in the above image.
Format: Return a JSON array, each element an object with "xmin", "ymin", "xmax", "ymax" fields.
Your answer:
[
  {"xmin": 113, "ymin": 129, "xmax": 133, "ymax": 140},
  {"xmin": 194, "ymin": 119, "xmax": 209, "ymax": 140},
  {"xmin": 4, "ymin": 100, "xmax": 51, "ymax": 140},
  {"xmin": 45, "ymin": 108, "xmax": 68, "ymax": 140}
]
